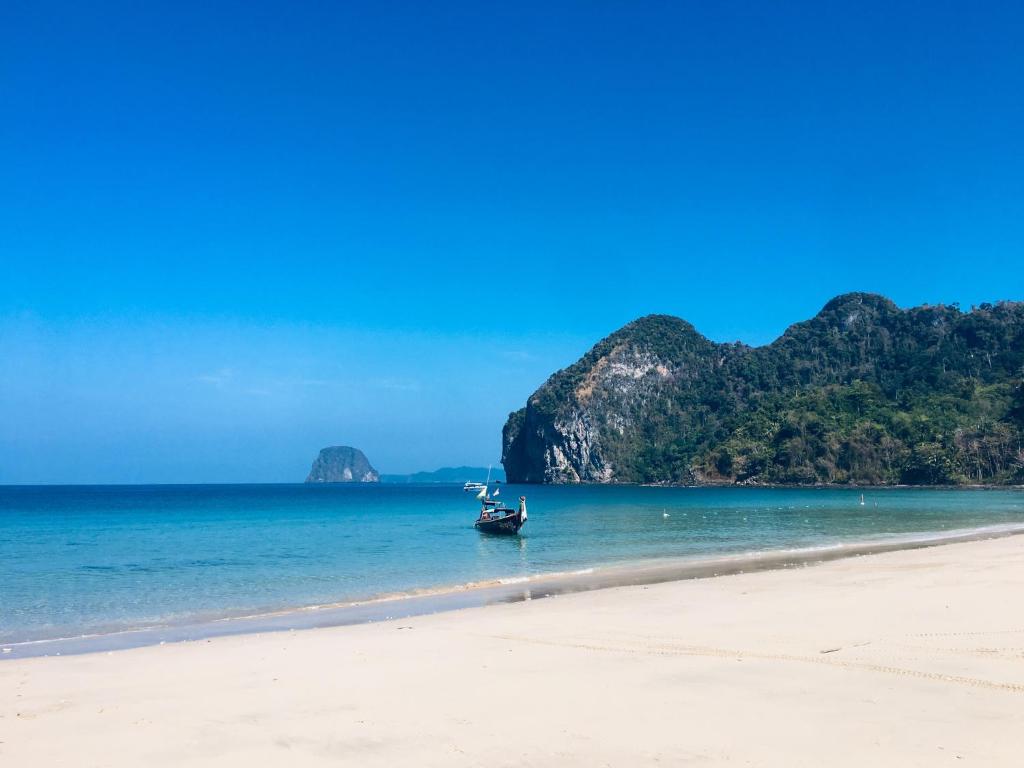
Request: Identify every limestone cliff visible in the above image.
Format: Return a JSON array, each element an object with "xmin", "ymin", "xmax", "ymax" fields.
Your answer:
[
  {"xmin": 305, "ymin": 446, "xmax": 380, "ymax": 483},
  {"xmin": 502, "ymin": 294, "xmax": 1024, "ymax": 485}
]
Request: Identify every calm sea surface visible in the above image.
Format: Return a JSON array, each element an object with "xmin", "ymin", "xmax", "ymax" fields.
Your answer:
[{"xmin": 2, "ymin": 484, "xmax": 1023, "ymax": 645}]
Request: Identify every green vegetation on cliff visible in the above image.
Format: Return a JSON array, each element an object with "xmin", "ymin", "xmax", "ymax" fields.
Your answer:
[{"xmin": 502, "ymin": 294, "xmax": 1024, "ymax": 485}]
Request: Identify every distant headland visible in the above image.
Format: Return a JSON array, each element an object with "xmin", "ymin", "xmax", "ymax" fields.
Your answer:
[
  {"xmin": 502, "ymin": 293, "xmax": 1024, "ymax": 486},
  {"xmin": 305, "ymin": 446, "xmax": 380, "ymax": 483},
  {"xmin": 304, "ymin": 450, "xmax": 503, "ymax": 485},
  {"xmin": 380, "ymin": 466, "xmax": 506, "ymax": 484}
]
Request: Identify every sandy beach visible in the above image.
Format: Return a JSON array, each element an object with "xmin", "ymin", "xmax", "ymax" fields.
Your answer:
[{"xmin": 3, "ymin": 535, "xmax": 1023, "ymax": 767}]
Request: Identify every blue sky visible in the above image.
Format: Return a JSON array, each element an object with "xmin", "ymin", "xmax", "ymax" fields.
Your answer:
[{"xmin": 2, "ymin": 1, "xmax": 1022, "ymax": 482}]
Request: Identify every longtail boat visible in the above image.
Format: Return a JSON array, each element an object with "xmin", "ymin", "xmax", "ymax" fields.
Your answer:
[{"xmin": 474, "ymin": 493, "xmax": 527, "ymax": 535}]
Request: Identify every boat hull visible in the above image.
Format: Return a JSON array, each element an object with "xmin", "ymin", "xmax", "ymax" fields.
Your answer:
[{"xmin": 474, "ymin": 511, "xmax": 525, "ymax": 535}]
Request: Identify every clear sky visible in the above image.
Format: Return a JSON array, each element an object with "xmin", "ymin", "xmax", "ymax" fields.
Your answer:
[{"xmin": 2, "ymin": 1, "xmax": 1022, "ymax": 483}]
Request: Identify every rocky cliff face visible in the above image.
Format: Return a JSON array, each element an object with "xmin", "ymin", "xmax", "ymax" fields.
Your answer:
[
  {"xmin": 305, "ymin": 446, "xmax": 380, "ymax": 483},
  {"xmin": 502, "ymin": 316, "xmax": 720, "ymax": 483},
  {"xmin": 502, "ymin": 294, "xmax": 1024, "ymax": 486}
]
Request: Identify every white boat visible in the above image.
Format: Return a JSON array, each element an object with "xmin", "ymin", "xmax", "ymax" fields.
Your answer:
[{"xmin": 464, "ymin": 465, "xmax": 494, "ymax": 493}]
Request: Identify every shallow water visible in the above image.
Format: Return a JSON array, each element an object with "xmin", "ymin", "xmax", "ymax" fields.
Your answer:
[{"xmin": 2, "ymin": 484, "xmax": 1023, "ymax": 646}]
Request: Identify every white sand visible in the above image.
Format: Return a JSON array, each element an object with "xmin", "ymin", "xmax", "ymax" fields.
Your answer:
[{"xmin": 3, "ymin": 535, "xmax": 1023, "ymax": 766}]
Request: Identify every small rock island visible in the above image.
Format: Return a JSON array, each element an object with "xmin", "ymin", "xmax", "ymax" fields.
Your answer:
[{"xmin": 305, "ymin": 446, "xmax": 380, "ymax": 483}]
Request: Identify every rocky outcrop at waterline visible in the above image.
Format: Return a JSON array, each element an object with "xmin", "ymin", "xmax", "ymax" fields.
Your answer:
[
  {"xmin": 305, "ymin": 446, "xmax": 380, "ymax": 483},
  {"xmin": 501, "ymin": 294, "xmax": 1024, "ymax": 486}
]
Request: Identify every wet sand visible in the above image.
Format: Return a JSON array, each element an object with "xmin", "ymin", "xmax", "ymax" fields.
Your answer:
[
  {"xmin": 2, "ymin": 535, "xmax": 1023, "ymax": 766},
  {"xmin": 7, "ymin": 522, "xmax": 1024, "ymax": 660}
]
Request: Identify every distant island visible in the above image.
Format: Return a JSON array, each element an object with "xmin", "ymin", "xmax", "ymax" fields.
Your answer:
[
  {"xmin": 305, "ymin": 446, "xmax": 380, "ymax": 483},
  {"xmin": 502, "ymin": 293, "xmax": 1024, "ymax": 486},
  {"xmin": 380, "ymin": 466, "xmax": 506, "ymax": 484}
]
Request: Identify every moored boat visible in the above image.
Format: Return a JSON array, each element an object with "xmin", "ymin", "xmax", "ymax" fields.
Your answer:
[{"xmin": 474, "ymin": 494, "xmax": 527, "ymax": 535}]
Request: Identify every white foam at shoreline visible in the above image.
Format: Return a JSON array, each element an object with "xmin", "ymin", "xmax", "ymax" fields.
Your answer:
[{"xmin": 5, "ymin": 521, "xmax": 1024, "ymax": 657}]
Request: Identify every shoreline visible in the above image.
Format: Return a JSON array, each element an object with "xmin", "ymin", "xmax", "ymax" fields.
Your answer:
[
  {"xmin": 4, "ymin": 531, "xmax": 1024, "ymax": 765},
  {"xmin": 6, "ymin": 520, "xmax": 1024, "ymax": 660}
]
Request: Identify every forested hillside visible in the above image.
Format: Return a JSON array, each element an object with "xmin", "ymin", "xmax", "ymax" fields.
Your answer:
[{"xmin": 502, "ymin": 294, "xmax": 1024, "ymax": 485}]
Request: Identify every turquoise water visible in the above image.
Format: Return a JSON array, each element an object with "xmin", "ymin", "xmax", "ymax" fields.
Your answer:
[{"xmin": 2, "ymin": 484, "xmax": 1023, "ymax": 645}]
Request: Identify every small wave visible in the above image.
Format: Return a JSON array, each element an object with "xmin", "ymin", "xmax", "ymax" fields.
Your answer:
[{"xmin": 7, "ymin": 521, "xmax": 1024, "ymax": 659}]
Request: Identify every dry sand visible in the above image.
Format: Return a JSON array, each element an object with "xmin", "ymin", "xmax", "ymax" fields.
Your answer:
[{"xmin": 3, "ymin": 535, "xmax": 1023, "ymax": 766}]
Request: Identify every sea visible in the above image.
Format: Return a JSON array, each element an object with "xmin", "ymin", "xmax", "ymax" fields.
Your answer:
[{"xmin": 2, "ymin": 484, "xmax": 1023, "ymax": 657}]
